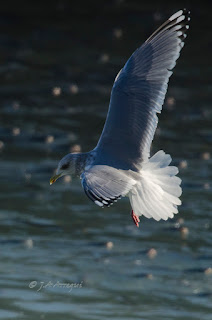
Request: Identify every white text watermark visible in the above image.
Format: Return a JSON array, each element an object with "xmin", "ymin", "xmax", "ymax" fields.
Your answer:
[{"xmin": 29, "ymin": 280, "xmax": 83, "ymax": 293}]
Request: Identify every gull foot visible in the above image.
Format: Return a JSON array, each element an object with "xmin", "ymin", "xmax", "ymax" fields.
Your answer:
[{"xmin": 131, "ymin": 210, "xmax": 140, "ymax": 227}]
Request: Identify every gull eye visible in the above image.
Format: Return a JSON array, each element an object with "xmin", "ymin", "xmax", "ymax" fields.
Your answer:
[{"xmin": 61, "ymin": 163, "xmax": 69, "ymax": 170}]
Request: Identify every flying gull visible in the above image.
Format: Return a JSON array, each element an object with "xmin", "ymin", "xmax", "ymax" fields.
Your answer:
[{"xmin": 50, "ymin": 9, "xmax": 190, "ymax": 227}]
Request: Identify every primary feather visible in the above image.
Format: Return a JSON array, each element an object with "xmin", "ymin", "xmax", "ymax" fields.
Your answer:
[{"xmin": 94, "ymin": 9, "xmax": 190, "ymax": 170}]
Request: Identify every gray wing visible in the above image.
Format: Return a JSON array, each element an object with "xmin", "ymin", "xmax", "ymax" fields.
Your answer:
[
  {"xmin": 81, "ymin": 165, "xmax": 137, "ymax": 207},
  {"xmin": 94, "ymin": 9, "xmax": 190, "ymax": 171}
]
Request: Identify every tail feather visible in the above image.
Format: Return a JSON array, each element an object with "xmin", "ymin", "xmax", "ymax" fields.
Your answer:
[
  {"xmin": 129, "ymin": 150, "xmax": 182, "ymax": 221},
  {"xmin": 151, "ymin": 175, "xmax": 182, "ymax": 197}
]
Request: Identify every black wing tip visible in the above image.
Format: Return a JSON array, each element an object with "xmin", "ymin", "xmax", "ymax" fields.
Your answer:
[
  {"xmin": 183, "ymin": 9, "xmax": 191, "ymax": 25},
  {"xmin": 146, "ymin": 9, "xmax": 190, "ymax": 44},
  {"xmin": 169, "ymin": 9, "xmax": 191, "ymax": 26},
  {"xmin": 183, "ymin": 8, "xmax": 191, "ymax": 16},
  {"xmin": 82, "ymin": 179, "xmax": 121, "ymax": 208},
  {"xmin": 94, "ymin": 194, "xmax": 121, "ymax": 208},
  {"xmin": 167, "ymin": 9, "xmax": 190, "ymax": 45}
]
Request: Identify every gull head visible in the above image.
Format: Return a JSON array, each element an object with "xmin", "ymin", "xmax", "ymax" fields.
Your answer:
[{"xmin": 50, "ymin": 153, "xmax": 77, "ymax": 185}]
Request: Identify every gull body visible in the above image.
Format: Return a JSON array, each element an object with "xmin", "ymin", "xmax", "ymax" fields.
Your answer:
[{"xmin": 50, "ymin": 9, "xmax": 190, "ymax": 227}]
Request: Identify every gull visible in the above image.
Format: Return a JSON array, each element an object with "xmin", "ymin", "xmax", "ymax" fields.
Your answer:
[{"xmin": 50, "ymin": 9, "xmax": 190, "ymax": 227}]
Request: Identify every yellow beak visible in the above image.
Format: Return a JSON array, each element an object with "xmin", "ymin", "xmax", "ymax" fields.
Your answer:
[{"xmin": 50, "ymin": 173, "xmax": 62, "ymax": 185}]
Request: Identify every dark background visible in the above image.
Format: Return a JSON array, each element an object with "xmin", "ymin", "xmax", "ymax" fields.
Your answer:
[{"xmin": 0, "ymin": 0, "xmax": 211, "ymax": 156}]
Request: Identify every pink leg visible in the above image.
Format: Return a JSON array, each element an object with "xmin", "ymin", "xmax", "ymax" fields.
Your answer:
[{"xmin": 131, "ymin": 210, "xmax": 140, "ymax": 227}]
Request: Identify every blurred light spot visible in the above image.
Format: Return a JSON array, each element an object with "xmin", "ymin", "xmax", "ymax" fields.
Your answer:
[
  {"xmin": 203, "ymin": 183, "xmax": 210, "ymax": 190},
  {"xmin": 204, "ymin": 267, "xmax": 212, "ymax": 275},
  {"xmin": 63, "ymin": 175, "xmax": 72, "ymax": 183},
  {"xmin": 193, "ymin": 288, "xmax": 201, "ymax": 294},
  {"xmin": 113, "ymin": 28, "xmax": 123, "ymax": 39},
  {"xmin": 99, "ymin": 53, "xmax": 110, "ymax": 63},
  {"xmin": 70, "ymin": 144, "xmax": 81, "ymax": 153},
  {"xmin": 12, "ymin": 127, "xmax": 21, "ymax": 136},
  {"xmin": 181, "ymin": 279, "xmax": 190, "ymax": 286},
  {"xmin": 177, "ymin": 218, "xmax": 185, "ymax": 225},
  {"xmin": 106, "ymin": 241, "xmax": 113, "ymax": 249},
  {"xmin": 180, "ymin": 226, "xmax": 189, "ymax": 239},
  {"xmin": 202, "ymin": 152, "xmax": 210, "ymax": 160},
  {"xmin": 24, "ymin": 238, "xmax": 33, "ymax": 249},
  {"xmin": 175, "ymin": 217, "xmax": 184, "ymax": 228},
  {"xmin": 12, "ymin": 101, "xmax": 20, "ymax": 110},
  {"xmin": 25, "ymin": 173, "xmax": 32, "ymax": 181},
  {"xmin": 205, "ymin": 222, "xmax": 210, "ymax": 229},
  {"xmin": 0, "ymin": 141, "xmax": 4, "ymax": 151},
  {"xmin": 69, "ymin": 84, "xmax": 79, "ymax": 94},
  {"xmin": 179, "ymin": 160, "xmax": 188, "ymax": 169},
  {"xmin": 45, "ymin": 135, "xmax": 54, "ymax": 144},
  {"xmin": 68, "ymin": 133, "xmax": 78, "ymax": 142},
  {"xmin": 166, "ymin": 96, "xmax": 175, "ymax": 110},
  {"xmin": 147, "ymin": 248, "xmax": 157, "ymax": 259},
  {"xmin": 52, "ymin": 87, "xmax": 61, "ymax": 96},
  {"xmin": 146, "ymin": 273, "xmax": 154, "ymax": 280},
  {"xmin": 103, "ymin": 258, "xmax": 110, "ymax": 264}
]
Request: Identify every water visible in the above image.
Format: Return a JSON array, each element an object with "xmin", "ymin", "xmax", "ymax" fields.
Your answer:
[{"xmin": 0, "ymin": 2, "xmax": 212, "ymax": 319}]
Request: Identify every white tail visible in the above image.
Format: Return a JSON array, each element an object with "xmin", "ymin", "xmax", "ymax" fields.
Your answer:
[{"xmin": 129, "ymin": 150, "xmax": 182, "ymax": 221}]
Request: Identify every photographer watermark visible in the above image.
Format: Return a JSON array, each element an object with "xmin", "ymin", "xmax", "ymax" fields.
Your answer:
[{"xmin": 29, "ymin": 280, "xmax": 83, "ymax": 293}]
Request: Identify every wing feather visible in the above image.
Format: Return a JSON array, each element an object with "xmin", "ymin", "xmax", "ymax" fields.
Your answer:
[
  {"xmin": 81, "ymin": 166, "xmax": 137, "ymax": 207},
  {"xmin": 94, "ymin": 9, "xmax": 190, "ymax": 171}
]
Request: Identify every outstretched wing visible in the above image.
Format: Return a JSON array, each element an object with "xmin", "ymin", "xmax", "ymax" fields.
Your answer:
[
  {"xmin": 81, "ymin": 165, "xmax": 137, "ymax": 207},
  {"xmin": 94, "ymin": 9, "xmax": 190, "ymax": 171}
]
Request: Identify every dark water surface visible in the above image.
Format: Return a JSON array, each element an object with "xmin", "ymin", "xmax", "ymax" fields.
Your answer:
[{"xmin": 0, "ymin": 2, "xmax": 212, "ymax": 319}]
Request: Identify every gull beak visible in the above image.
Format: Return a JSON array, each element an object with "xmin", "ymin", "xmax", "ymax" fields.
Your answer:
[{"xmin": 50, "ymin": 173, "xmax": 62, "ymax": 185}]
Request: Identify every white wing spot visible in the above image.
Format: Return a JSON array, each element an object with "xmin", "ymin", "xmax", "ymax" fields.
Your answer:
[
  {"xmin": 176, "ymin": 15, "xmax": 185, "ymax": 23},
  {"xmin": 169, "ymin": 10, "xmax": 183, "ymax": 21},
  {"xmin": 95, "ymin": 200, "xmax": 104, "ymax": 207},
  {"xmin": 175, "ymin": 25, "xmax": 182, "ymax": 30}
]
